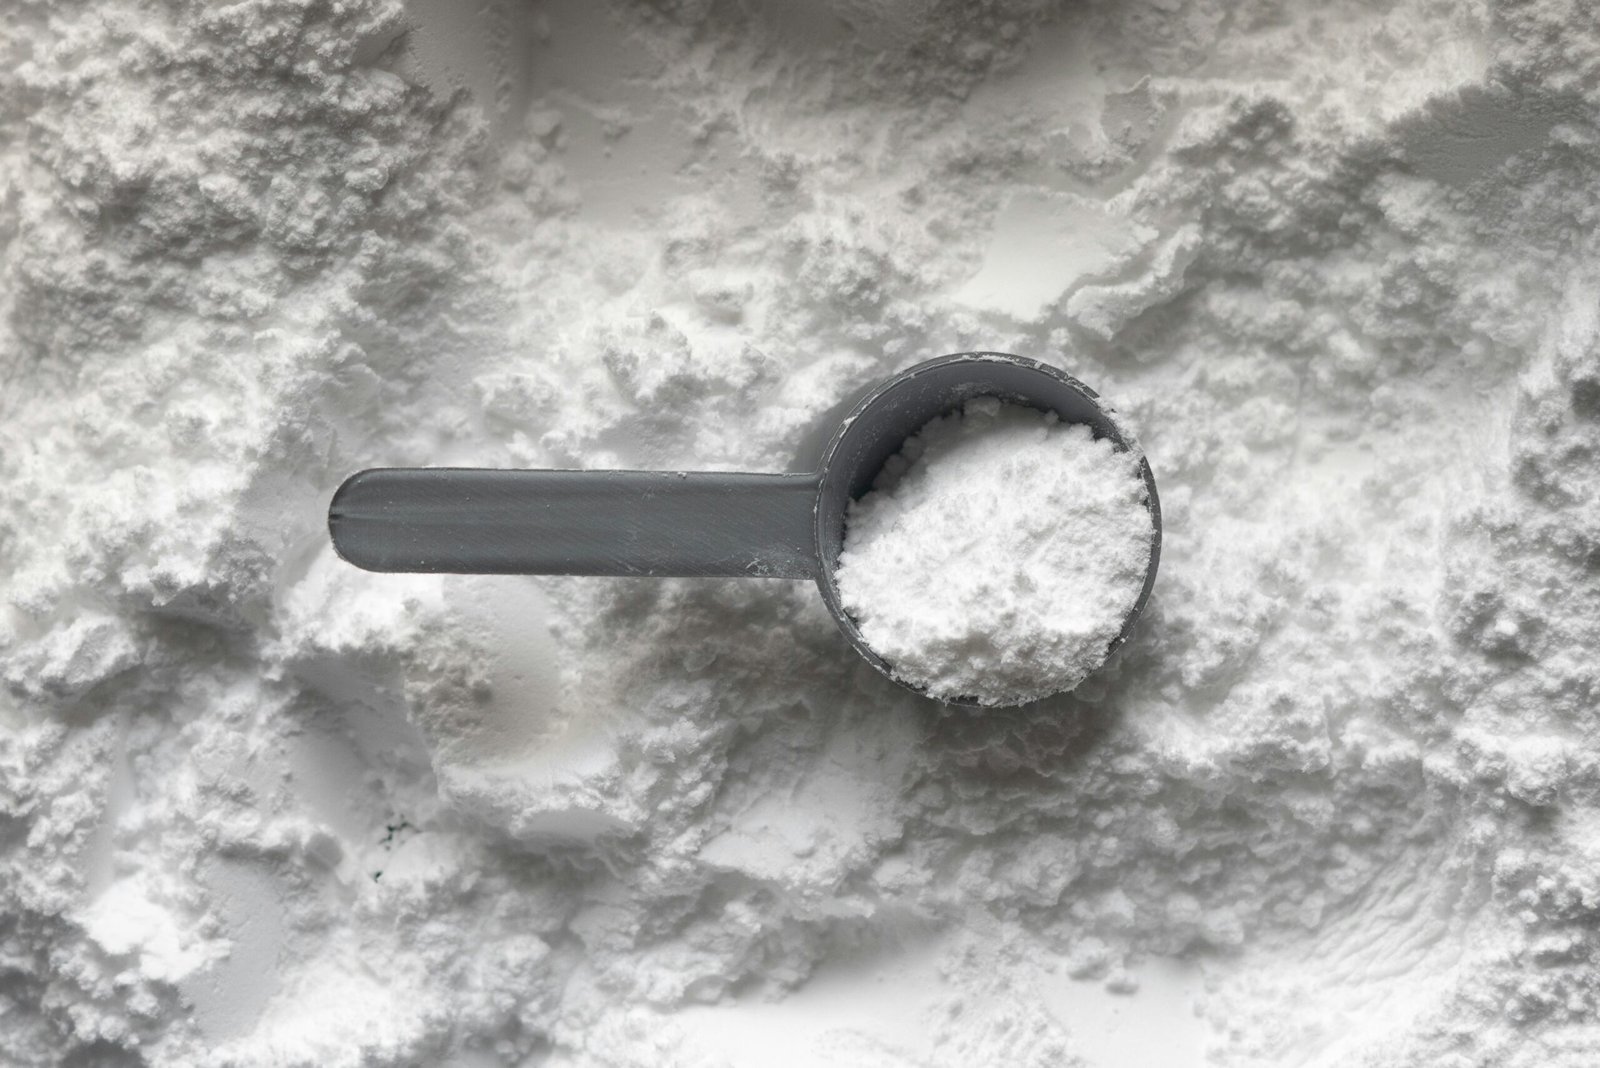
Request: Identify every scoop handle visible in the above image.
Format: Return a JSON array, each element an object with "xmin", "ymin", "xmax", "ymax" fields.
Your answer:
[{"xmin": 328, "ymin": 468, "xmax": 821, "ymax": 579}]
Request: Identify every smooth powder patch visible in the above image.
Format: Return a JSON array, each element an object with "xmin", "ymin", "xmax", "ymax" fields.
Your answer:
[{"xmin": 835, "ymin": 397, "xmax": 1153, "ymax": 706}]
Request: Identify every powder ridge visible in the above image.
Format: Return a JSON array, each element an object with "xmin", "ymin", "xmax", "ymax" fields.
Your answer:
[{"xmin": 837, "ymin": 398, "xmax": 1152, "ymax": 706}]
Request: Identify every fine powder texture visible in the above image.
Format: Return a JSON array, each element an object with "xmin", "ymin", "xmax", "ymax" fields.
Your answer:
[
  {"xmin": 837, "ymin": 398, "xmax": 1152, "ymax": 706},
  {"xmin": 6, "ymin": 1, "xmax": 1600, "ymax": 1066}
]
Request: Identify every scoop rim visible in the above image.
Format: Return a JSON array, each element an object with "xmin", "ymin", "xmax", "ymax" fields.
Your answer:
[{"xmin": 811, "ymin": 351, "xmax": 1162, "ymax": 708}]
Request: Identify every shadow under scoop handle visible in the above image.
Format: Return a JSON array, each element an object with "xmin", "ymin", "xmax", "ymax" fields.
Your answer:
[{"xmin": 328, "ymin": 468, "xmax": 821, "ymax": 579}]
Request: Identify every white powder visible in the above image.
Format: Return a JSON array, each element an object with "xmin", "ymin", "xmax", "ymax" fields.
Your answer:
[
  {"xmin": 5, "ymin": 0, "xmax": 1600, "ymax": 1065},
  {"xmin": 837, "ymin": 398, "xmax": 1153, "ymax": 706}
]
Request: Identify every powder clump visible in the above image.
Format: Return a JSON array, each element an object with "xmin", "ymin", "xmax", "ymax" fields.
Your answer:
[{"xmin": 836, "ymin": 397, "xmax": 1152, "ymax": 706}]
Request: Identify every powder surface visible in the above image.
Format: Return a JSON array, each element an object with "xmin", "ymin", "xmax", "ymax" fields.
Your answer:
[
  {"xmin": 837, "ymin": 398, "xmax": 1152, "ymax": 706},
  {"xmin": 5, "ymin": 0, "xmax": 1600, "ymax": 1066}
]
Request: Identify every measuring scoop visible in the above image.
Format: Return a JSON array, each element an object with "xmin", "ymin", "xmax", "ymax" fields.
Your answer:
[{"xmin": 328, "ymin": 352, "xmax": 1162, "ymax": 704}]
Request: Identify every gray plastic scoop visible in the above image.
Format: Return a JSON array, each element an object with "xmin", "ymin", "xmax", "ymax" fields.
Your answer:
[{"xmin": 329, "ymin": 352, "xmax": 1162, "ymax": 703}]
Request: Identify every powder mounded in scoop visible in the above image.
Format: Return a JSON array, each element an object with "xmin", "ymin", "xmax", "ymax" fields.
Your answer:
[{"xmin": 836, "ymin": 396, "xmax": 1153, "ymax": 706}]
